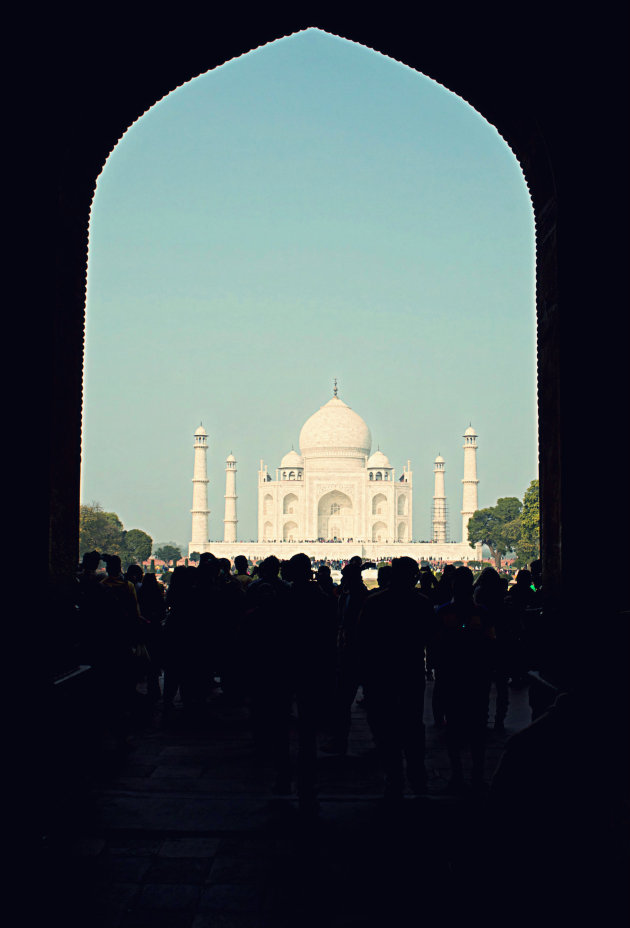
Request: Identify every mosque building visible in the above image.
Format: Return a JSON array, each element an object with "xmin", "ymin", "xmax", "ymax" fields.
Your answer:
[
  {"xmin": 257, "ymin": 383, "xmax": 412, "ymax": 544},
  {"xmin": 189, "ymin": 386, "xmax": 481, "ymax": 562}
]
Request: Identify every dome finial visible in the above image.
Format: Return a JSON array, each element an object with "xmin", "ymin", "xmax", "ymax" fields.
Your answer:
[{"xmin": 333, "ymin": 377, "xmax": 338, "ymax": 397}]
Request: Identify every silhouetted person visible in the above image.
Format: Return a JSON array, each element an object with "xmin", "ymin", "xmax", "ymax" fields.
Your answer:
[
  {"xmin": 529, "ymin": 558, "xmax": 542, "ymax": 594},
  {"xmin": 504, "ymin": 568, "xmax": 537, "ymax": 686},
  {"xmin": 162, "ymin": 566, "xmax": 200, "ymax": 712},
  {"xmin": 75, "ymin": 551, "xmax": 104, "ymax": 658},
  {"xmin": 242, "ymin": 556, "xmax": 291, "ymax": 756},
  {"xmin": 267, "ymin": 553, "xmax": 335, "ymax": 815},
  {"xmin": 77, "ymin": 549, "xmax": 102, "ymax": 582},
  {"xmin": 193, "ymin": 555, "xmax": 223, "ymax": 694},
  {"xmin": 125, "ymin": 563, "xmax": 143, "ymax": 591},
  {"xmin": 99, "ymin": 554, "xmax": 148, "ymax": 740},
  {"xmin": 357, "ymin": 557, "xmax": 433, "ymax": 801},
  {"xmin": 434, "ymin": 563, "xmax": 456, "ymax": 606},
  {"xmin": 315, "ymin": 564, "xmax": 338, "ymax": 599},
  {"xmin": 474, "ymin": 566, "xmax": 514, "ymax": 730},
  {"xmin": 418, "ymin": 566, "xmax": 438, "ymax": 603},
  {"xmin": 418, "ymin": 567, "xmax": 439, "ymax": 683},
  {"xmin": 374, "ymin": 564, "xmax": 393, "ymax": 592},
  {"xmin": 214, "ymin": 558, "xmax": 246, "ymax": 701},
  {"xmin": 137, "ymin": 572, "xmax": 166, "ymax": 701},
  {"xmin": 429, "ymin": 566, "xmax": 495, "ymax": 791},
  {"xmin": 233, "ymin": 555, "xmax": 253, "ymax": 590},
  {"xmin": 507, "ymin": 568, "xmax": 537, "ymax": 607},
  {"xmin": 327, "ymin": 559, "xmax": 369, "ymax": 754}
]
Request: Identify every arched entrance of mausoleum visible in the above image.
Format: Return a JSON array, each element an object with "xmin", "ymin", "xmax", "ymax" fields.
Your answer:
[{"xmin": 318, "ymin": 490, "xmax": 353, "ymax": 541}]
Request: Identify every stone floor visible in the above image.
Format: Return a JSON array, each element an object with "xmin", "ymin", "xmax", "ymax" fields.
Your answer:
[{"xmin": 42, "ymin": 680, "xmax": 534, "ymax": 928}]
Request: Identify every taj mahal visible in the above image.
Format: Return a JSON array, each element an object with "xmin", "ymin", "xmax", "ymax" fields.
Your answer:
[{"xmin": 189, "ymin": 386, "xmax": 482, "ymax": 562}]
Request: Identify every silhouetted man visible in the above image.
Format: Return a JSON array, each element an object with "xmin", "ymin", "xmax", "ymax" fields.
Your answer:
[
  {"xmin": 327, "ymin": 559, "xmax": 369, "ymax": 754},
  {"xmin": 357, "ymin": 556, "xmax": 433, "ymax": 800},
  {"xmin": 242, "ymin": 556, "xmax": 291, "ymax": 758},
  {"xmin": 233, "ymin": 555, "xmax": 253, "ymax": 589},
  {"xmin": 280, "ymin": 553, "xmax": 336, "ymax": 814},
  {"xmin": 430, "ymin": 566, "xmax": 495, "ymax": 792}
]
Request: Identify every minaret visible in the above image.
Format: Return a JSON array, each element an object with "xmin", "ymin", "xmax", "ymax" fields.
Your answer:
[
  {"xmin": 461, "ymin": 425, "xmax": 479, "ymax": 544},
  {"xmin": 223, "ymin": 452, "xmax": 237, "ymax": 543},
  {"xmin": 191, "ymin": 424, "xmax": 209, "ymax": 548},
  {"xmin": 432, "ymin": 454, "xmax": 447, "ymax": 543}
]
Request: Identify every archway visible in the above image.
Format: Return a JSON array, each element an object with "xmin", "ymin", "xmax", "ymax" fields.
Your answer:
[
  {"xmin": 51, "ymin": 18, "xmax": 579, "ymax": 610},
  {"xmin": 318, "ymin": 490, "xmax": 353, "ymax": 541},
  {"xmin": 372, "ymin": 493, "xmax": 387, "ymax": 516},
  {"xmin": 79, "ymin": 27, "xmax": 536, "ymax": 570},
  {"xmin": 372, "ymin": 521, "xmax": 388, "ymax": 543},
  {"xmin": 283, "ymin": 493, "xmax": 299, "ymax": 515}
]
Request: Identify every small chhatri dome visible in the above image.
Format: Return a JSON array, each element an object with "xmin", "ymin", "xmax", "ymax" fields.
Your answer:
[
  {"xmin": 464, "ymin": 425, "xmax": 477, "ymax": 436},
  {"xmin": 299, "ymin": 395, "xmax": 372, "ymax": 458},
  {"xmin": 226, "ymin": 452, "xmax": 236, "ymax": 462},
  {"xmin": 435, "ymin": 454, "xmax": 445, "ymax": 463},
  {"xmin": 280, "ymin": 449, "xmax": 304, "ymax": 468},
  {"xmin": 195, "ymin": 424, "xmax": 207, "ymax": 436},
  {"xmin": 367, "ymin": 449, "xmax": 391, "ymax": 468}
]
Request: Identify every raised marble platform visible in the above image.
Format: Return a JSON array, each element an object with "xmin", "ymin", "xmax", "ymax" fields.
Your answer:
[{"xmin": 188, "ymin": 540, "xmax": 480, "ymax": 563}]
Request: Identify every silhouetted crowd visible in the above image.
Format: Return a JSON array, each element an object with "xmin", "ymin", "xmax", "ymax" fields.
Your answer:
[
  {"xmin": 68, "ymin": 543, "xmax": 630, "ymax": 928},
  {"xmin": 73, "ymin": 550, "xmax": 546, "ymax": 813}
]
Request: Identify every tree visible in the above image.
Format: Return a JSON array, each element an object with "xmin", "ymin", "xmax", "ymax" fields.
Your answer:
[
  {"xmin": 467, "ymin": 497, "xmax": 523, "ymax": 569},
  {"xmin": 188, "ymin": 551, "xmax": 201, "ymax": 563},
  {"xmin": 79, "ymin": 503, "xmax": 124, "ymax": 556},
  {"xmin": 516, "ymin": 479, "xmax": 540, "ymax": 565},
  {"xmin": 120, "ymin": 528, "xmax": 153, "ymax": 566},
  {"xmin": 79, "ymin": 502, "xmax": 154, "ymax": 567},
  {"xmin": 154, "ymin": 544, "xmax": 183, "ymax": 564}
]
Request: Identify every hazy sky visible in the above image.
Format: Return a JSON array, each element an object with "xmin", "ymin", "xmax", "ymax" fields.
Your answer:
[{"xmin": 82, "ymin": 28, "xmax": 537, "ymax": 549}]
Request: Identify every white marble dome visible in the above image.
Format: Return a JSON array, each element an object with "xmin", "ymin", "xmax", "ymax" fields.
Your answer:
[
  {"xmin": 464, "ymin": 426, "xmax": 477, "ymax": 436},
  {"xmin": 367, "ymin": 450, "xmax": 391, "ymax": 468},
  {"xmin": 435, "ymin": 454, "xmax": 445, "ymax": 463},
  {"xmin": 195, "ymin": 425, "xmax": 207, "ymax": 436},
  {"xmin": 299, "ymin": 396, "xmax": 372, "ymax": 458},
  {"xmin": 280, "ymin": 449, "xmax": 304, "ymax": 468}
]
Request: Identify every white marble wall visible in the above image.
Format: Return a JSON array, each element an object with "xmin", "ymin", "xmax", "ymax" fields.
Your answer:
[
  {"xmin": 188, "ymin": 539, "xmax": 478, "ymax": 562},
  {"xmin": 256, "ymin": 460, "xmax": 412, "ymax": 543}
]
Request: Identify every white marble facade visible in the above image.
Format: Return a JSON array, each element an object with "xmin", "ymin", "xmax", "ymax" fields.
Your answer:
[
  {"xmin": 257, "ymin": 392, "xmax": 413, "ymax": 544},
  {"xmin": 188, "ymin": 391, "xmax": 481, "ymax": 562}
]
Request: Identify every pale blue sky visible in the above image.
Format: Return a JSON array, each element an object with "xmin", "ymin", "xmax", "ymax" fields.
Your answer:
[{"xmin": 82, "ymin": 28, "xmax": 537, "ymax": 548}]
